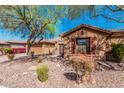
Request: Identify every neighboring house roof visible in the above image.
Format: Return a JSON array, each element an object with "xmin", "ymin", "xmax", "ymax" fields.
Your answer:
[
  {"xmin": 7, "ymin": 40, "xmax": 26, "ymax": 44},
  {"xmin": 40, "ymin": 40, "xmax": 57, "ymax": 44},
  {"xmin": 60, "ymin": 24, "xmax": 111, "ymax": 37},
  {"xmin": 39, "ymin": 39, "xmax": 60, "ymax": 45},
  {"xmin": 0, "ymin": 39, "xmax": 59, "ymax": 46},
  {"xmin": 31, "ymin": 39, "xmax": 58, "ymax": 45},
  {"xmin": 0, "ymin": 40, "xmax": 9, "ymax": 45},
  {"xmin": 111, "ymin": 30, "xmax": 124, "ymax": 37}
]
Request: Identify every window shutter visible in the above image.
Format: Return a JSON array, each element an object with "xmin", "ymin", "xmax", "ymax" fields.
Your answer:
[
  {"xmin": 71, "ymin": 39, "xmax": 75, "ymax": 54},
  {"xmin": 91, "ymin": 37, "xmax": 96, "ymax": 54}
]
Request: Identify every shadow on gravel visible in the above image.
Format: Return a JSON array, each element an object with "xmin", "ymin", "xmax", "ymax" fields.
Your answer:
[{"xmin": 64, "ymin": 72, "xmax": 76, "ymax": 81}]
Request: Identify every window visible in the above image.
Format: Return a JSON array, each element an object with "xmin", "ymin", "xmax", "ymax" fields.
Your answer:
[{"xmin": 76, "ymin": 38, "xmax": 90, "ymax": 54}]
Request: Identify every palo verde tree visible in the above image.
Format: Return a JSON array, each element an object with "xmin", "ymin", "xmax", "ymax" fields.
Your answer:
[
  {"xmin": 0, "ymin": 5, "xmax": 68, "ymax": 55},
  {"xmin": 0, "ymin": 5, "xmax": 94, "ymax": 55}
]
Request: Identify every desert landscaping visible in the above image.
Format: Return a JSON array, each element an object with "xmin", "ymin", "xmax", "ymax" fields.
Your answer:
[
  {"xmin": 0, "ymin": 55, "xmax": 124, "ymax": 88},
  {"xmin": 1, "ymin": 5, "xmax": 124, "ymax": 88}
]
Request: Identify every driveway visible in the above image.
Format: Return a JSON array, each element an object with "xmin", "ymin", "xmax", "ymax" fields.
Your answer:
[{"xmin": 0, "ymin": 53, "xmax": 27, "ymax": 63}]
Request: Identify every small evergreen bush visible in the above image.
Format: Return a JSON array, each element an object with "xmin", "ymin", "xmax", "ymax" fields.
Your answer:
[{"xmin": 36, "ymin": 64, "xmax": 49, "ymax": 82}]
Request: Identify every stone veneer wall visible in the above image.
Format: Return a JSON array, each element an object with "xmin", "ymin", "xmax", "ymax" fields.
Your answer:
[{"xmin": 61, "ymin": 27, "xmax": 109, "ymax": 60}]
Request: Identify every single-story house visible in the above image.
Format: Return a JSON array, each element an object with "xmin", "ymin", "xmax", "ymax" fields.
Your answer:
[
  {"xmin": 0, "ymin": 39, "xmax": 61, "ymax": 55},
  {"xmin": 60, "ymin": 24, "xmax": 124, "ymax": 60},
  {"xmin": 7, "ymin": 40, "xmax": 26, "ymax": 53},
  {"xmin": 7, "ymin": 40, "xmax": 26, "ymax": 48},
  {"xmin": 1, "ymin": 24, "xmax": 124, "ymax": 59},
  {"xmin": 0, "ymin": 40, "xmax": 26, "ymax": 54},
  {"xmin": 30, "ymin": 39, "xmax": 58, "ymax": 55},
  {"xmin": 0, "ymin": 41, "xmax": 10, "ymax": 55}
]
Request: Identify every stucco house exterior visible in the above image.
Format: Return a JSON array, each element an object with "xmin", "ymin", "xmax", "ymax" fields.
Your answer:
[
  {"xmin": 60, "ymin": 24, "xmax": 124, "ymax": 60},
  {"xmin": 30, "ymin": 39, "xmax": 58, "ymax": 55}
]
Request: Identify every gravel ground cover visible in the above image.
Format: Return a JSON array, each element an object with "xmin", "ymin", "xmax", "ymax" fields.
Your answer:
[{"xmin": 0, "ymin": 56, "xmax": 124, "ymax": 88}]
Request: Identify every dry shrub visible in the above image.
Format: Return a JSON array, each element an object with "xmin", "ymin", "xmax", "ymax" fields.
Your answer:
[{"xmin": 70, "ymin": 56, "xmax": 95, "ymax": 84}]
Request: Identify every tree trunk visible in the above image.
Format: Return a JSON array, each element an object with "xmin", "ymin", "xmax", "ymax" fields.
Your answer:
[
  {"xmin": 26, "ymin": 43, "xmax": 31, "ymax": 56},
  {"xmin": 75, "ymin": 67, "xmax": 80, "ymax": 84}
]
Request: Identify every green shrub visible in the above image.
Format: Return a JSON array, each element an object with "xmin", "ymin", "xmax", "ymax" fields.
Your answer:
[
  {"xmin": 3, "ymin": 48, "xmax": 13, "ymax": 54},
  {"xmin": 7, "ymin": 54, "xmax": 15, "ymax": 60},
  {"xmin": 36, "ymin": 64, "xmax": 49, "ymax": 82},
  {"xmin": 111, "ymin": 43, "xmax": 124, "ymax": 62}
]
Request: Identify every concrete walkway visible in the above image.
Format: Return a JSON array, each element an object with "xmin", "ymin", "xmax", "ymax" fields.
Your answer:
[{"xmin": 0, "ymin": 53, "xmax": 27, "ymax": 63}]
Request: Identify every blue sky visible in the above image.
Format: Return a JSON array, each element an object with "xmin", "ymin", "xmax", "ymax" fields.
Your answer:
[{"xmin": 1, "ymin": 6, "xmax": 124, "ymax": 40}]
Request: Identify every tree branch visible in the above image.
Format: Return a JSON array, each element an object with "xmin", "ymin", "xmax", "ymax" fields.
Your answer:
[
  {"xmin": 100, "ymin": 14, "xmax": 124, "ymax": 23},
  {"xmin": 104, "ymin": 5, "xmax": 123, "ymax": 12}
]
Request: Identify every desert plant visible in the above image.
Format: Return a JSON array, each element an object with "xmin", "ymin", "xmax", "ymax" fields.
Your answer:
[
  {"xmin": 70, "ymin": 58, "xmax": 94, "ymax": 84},
  {"xmin": 3, "ymin": 48, "xmax": 13, "ymax": 54},
  {"xmin": 36, "ymin": 64, "xmax": 49, "ymax": 82},
  {"xmin": 111, "ymin": 43, "xmax": 124, "ymax": 62},
  {"xmin": 7, "ymin": 53, "xmax": 15, "ymax": 60},
  {"xmin": 36, "ymin": 58, "xmax": 45, "ymax": 63}
]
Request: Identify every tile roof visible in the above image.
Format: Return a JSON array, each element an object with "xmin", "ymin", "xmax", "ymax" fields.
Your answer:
[
  {"xmin": 7, "ymin": 40, "xmax": 26, "ymax": 44},
  {"xmin": 111, "ymin": 30, "xmax": 124, "ymax": 37},
  {"xmin": 0, "ymin": 40, "xmax": 9, "ymax": 45},
  {"xmin": 60, "ymin": 24, "xmax": 111, "ymax": 37}
]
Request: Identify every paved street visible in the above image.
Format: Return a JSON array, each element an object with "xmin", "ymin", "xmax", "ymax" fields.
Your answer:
[{"xmin": 0, "ymin": 53, "xmax": 27, "ymax": 63}]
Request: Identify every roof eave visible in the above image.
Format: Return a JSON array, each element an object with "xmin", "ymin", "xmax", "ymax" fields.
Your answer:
[{"xmin": 61, "ymin": 24, "xmax": 111, "ymax": 38}]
